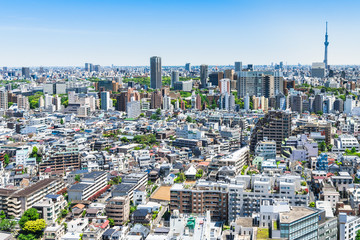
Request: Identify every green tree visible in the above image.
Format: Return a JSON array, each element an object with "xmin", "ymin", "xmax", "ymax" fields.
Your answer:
[
  {"xmin": 112, "ymin": 99, "xmax": 117, "ymax": 107},
  {"xmin": 186, "ymin": 116, "xmax": 193, "ymax": 123},
  {"xmin": 3, "ymin": 154, "xmax": 9, "ymax": 167},
  {"xmin": 108, "ymin": 218, "xmax": 115, "ymax": 227},
  {"xmin": 156, "ymin": 108, "xmax": 161, "ymax": 115},
  {"xmin": 18, "ymin": 233, "xmax": 37, "ymax": 240},
  {"xmin": 175, "ymin": 172, "xmax": 186, "ymax": 183},
  {"xmin": 139, "ymin": 113, "xmax": 145, "ymax": 117},
  {"xmin": 356, "ymin": 230, "xmax": 360, "ymax": 240},
  {"xmin": 60, "ymin": 118, "xmax": 64, "ymax": 125},
  {"xmin": 0, "ymin": 219, "xmax": 16, "ymax": 232},
  {"xmin": 309, "ymin": 202, "xmax": 315, "ymax": 208},
  {"xmin": 23, "ymin": 219, "xmax": 46, "ymax": 233},
  {"xmin": 19, "ymin": 208, "xmax": 39, "ymax": 229},
  {"xmin": 121, "ymin": 137, "xmax": 128, "ymax": 143},
  {"xmin": 8, "ymin": 102, "xmax": 13, "ymax": 108},
  {"xmin": 352, "ymin": 147, "xmax": 357, "ymax": 153},
  {"xmin": 74, "ymin": 175, "xmax": 81, "ymax": 182},
  {"xmin": 0, "ymin": 211, "xmax": 5, "ymax": 220}
]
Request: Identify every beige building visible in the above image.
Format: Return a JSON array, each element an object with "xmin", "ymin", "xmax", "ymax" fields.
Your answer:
[{"xmin": 105, "ymin": 196, "xmax": 130, "ymax": 225}]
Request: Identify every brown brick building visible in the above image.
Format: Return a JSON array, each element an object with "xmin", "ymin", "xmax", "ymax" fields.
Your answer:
[{"xmin": 170, "ymin": 182, "xmax": 228, "ymax": 222}]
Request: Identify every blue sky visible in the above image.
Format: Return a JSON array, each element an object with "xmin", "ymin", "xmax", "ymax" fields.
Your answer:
[{"xmin": 0, "ymin": 0, "xmax": 359, "ymax": 67}]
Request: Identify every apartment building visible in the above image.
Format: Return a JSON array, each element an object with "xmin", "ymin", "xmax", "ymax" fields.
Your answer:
[
  {"xmin": 33, "ymin": 194, "xmax": 67, "ymax": 224},
  {"xmin": 228, "ymin": 174, "xmax": 308, "ymax": 222},
  {"xmin": 0, "ymin": 178, "xmax": 65, "ymax": 217},
  {"xmin": 40, "ymin": 147, "xmax": 80, "ymax": 173},
  {"xmin": 68, "ymin": 171, "xmax": 107, "ymax": 201},
  {"xmin": 170, "ymin": 181, "xmax": 228, "ymax": 221},
  {"xmin": 250, "ymin": 110, "xmax": 292, "ymax": 153},
  {"xmin": 105, "ymin": 196, "xmax": 130, "ymax": 225}
]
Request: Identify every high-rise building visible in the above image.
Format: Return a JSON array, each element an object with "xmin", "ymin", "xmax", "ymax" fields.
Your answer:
[
  {"xmin": 126, "ymin": 98, "xmax": 141, "ymax": 119},
  {"xmin": 150, "ymin": 56, "xmax": 162, "ymax": 89},
  {"xmin": 185, "ymin": 63, "xmax": 191, "ymax": 72},
  {"xmin": 17, "ymin": 95, "xmax": 29, "ymax": 110},
  {"xmin": 171, "ymin": 71, "xmax": 179, "ymax": 88},
  {"xmin": 200, "ymin": 64, "xmax": 208, "ymax": 88},
  {"xmin": 21, "ymin": 67, "xmax": 30, "ymax": 79},
  {"xmin": 150, "ymin": 91, "xmax": 162, "ymax": 109},
  {"xmin": 334, "ymin": 98, "xmax": 344, "ymax": 112},
  {"xmin": 262, "ymin": 75, "xmax": 275, "ymax": 98},
  {"xmin": 250, "ymin": 110, "xmax": 292, "ymax": 152},
  {"xmin": 247, "ymin": 64, "xmax": 253, "ymax": 71},
  {"xmin": 324, "ymin": 22, "xmax": 329, "ymax": 69},
  {"xmin": 290, "ymin": 94, "xmax": 303, "ymax": 113},
  {"xmin": 163, "ymin": 95, "xmax": 172, "ymax": 111},
  {"xmin": 219, "ymin": 78, "xmax": 231, "ymax": 94},
  {"xmin": 85, "ymin": 63, "xmax": 90, "ymax": 71},
  {"xmin": 224, "ymin": 69, "xmax": 235, "ymax": 80},
  {"xmin": 196, "ymin": 94, "xmax": 202, "ymax": 110},
  {"xmin": 314, "ymin": 94, "xmax": 324, "ymax": 113},
  {"xmin": 89, "ymin": 63, "xmax": 94, "ymax": 72},
  {"xmin": 100, "ymin": 91, "xmax": 112, "ymax": 111},
  {"xmin": 0, "ymin": 91, "xmax": 8, "ymax": 110},
  {"xmin": 235, "ymin": 61, "xmax": 242, "ymax": 72},
  {"xmin": 311, "ymin": 62, "xmax": 325, "ymax": 78},
  {"xmin": 209, "ymin": 72, "xmax": 223, "ymax": 86},
  {"xmin": 94, "ymin": 65, "xmax": 101, "ymax": 72}
]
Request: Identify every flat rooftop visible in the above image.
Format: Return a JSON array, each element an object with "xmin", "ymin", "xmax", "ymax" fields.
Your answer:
[{"xmin": 279, "ymin": 207, "xmax": 317, "ymax": 224}]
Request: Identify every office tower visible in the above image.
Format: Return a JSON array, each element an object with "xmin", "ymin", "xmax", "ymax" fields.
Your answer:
[
  {"xmin": 275, "ymin": 92, "xmax": 288, "ymax": 110},
  {"xmin": 237, "ymin": 71, "xmax": 264, "ymax": 98},
  {"xmin": 290, "ymin": 94, "xmax": 303, "ymax": 113},
  {"xmin": 235, "ymin": 61, "xmax": 242, "ymax": 72},
  {"xmin": 209, "ymin": 72, "xmax": 223, "ymax": 86},
  {"xmin": 247, "ymin": 64, "xmax": 253, "ymax": 71},
  {"xmin": 21, "ymin": 67, "xmax": 30, "ymax": 79},
  {"xmin": 262, "ymin": 75, "xmax": 275, "ymax": 98},
  {"xmin": 89, "ymin": 63, "xmax": 94, "ymax": 72},
  {"xmin": 200, "ymin": 64, "xmax": 208, "ymax": 88},
  {"xmin": 313, "ymin": 94, "xmax": 324, "ymax": 113},
  {"xmin": 150, "ymin": 91, "xmax": 162, "ymax": 109},
  {"xmin": 311, "ymin": 62, "xmax": 325, "ymax": 78},
  {"xmin": 126, "ymin": 98, "xmax": 141, "ymax": 119},
  {"xmin": 324, "ymin": 22, "xmax": 329, "ymax": 69},
  {"xmin": 279, "ymin": 61, "xmax": 284, "ymax": 70},
  {"xmin": 334, "ymin": 99, "xmax": 344, "ymax": 112},
  {"xmin": 94, "ymin": 65, "xmax": 101, "ymax": 72},
  {"xmin": 224, "ymin": 69, "xmax": 235, "ymax": 80},
  {"xmin": 250, "ymin": 110, "xmax": 292, "ymax": 152},
  {"xmin": 85, "ymin": 63, "xmax": 90, "ymax": 71},
  {"xmin": 185, "ymin": 63, "xmax": 191, "ymax": 72},
  {"xmin": 101, "ymin": 91, "xmax": 112, "ymax": 111},
  {"xmin": 0, "ymin": 91, "xmax": 8, "ymax": 110},
  {"xmin": 171, "ymin": 71, "xmax": 179, "ymax": 88},
  {"xmin": 274, "ymin": 71, "xmax": 284, "ymax": 95},
  {"xmin": 116, "ymin": 92, "xmax": 128, "ymax": 112},
  {"xmin": 219, "ymin": 78, "xmax": 231, "ymax": 94},
  {"xmin": 174, "ymin": 80, "xmax": 192, "ymax": 92},
  {"xmin": 150, "ymin": 56, "xmax": 162, "ymax": 89}
]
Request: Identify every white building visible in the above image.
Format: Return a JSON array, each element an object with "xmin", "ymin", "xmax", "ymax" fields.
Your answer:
[
  {"xmin": 333, "ymin": 134, "xmax": 360, "ymax": 152},
  {"xmin": 126, "ymin": 99, "xmax": 141, "ymax": 119},
  {"xmin": 339, "ymin": 213, "xmax": 360, "ymax": 240}
]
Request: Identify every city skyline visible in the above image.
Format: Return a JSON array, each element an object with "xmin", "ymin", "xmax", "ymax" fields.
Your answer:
[{"xmin": 1, "ymin": 0, "xmax": 360, "ymax": 66}]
